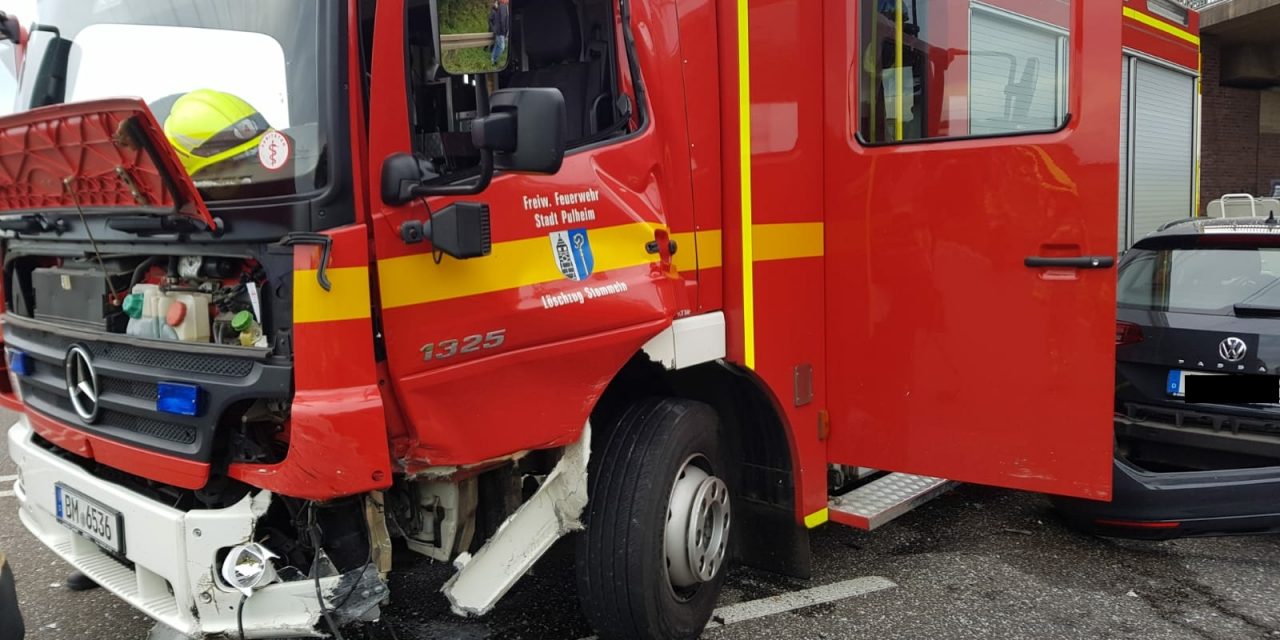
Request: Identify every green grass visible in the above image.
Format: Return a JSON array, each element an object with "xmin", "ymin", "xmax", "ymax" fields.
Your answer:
[{"xmin": 440, "ymin": 0, "xmax": 509, "ymax": 74}]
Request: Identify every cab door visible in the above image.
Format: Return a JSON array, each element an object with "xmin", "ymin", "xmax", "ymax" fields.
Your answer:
[
  {"xmin": 364, "ymin": 0, "xmax": 696, "ymax": 466},
  {"xmin": 823, "ymin": 0, "xmax": 1119, "ymax": 499}
]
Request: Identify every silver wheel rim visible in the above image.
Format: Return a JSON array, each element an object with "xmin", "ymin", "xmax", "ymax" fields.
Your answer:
[{"xmin": 665, "ymin": 455, "xmax": 731, "ymax": 592}]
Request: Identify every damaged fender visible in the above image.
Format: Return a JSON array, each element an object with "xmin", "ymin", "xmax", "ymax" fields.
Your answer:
[{"xmin": 442, "ymin": 422, "xmax": 591, "ymax": 616}]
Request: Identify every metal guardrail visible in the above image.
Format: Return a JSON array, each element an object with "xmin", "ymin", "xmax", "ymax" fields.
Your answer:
[{"xmin": 441, "ymin": 33, "xmax": 496, "ymax": 51}]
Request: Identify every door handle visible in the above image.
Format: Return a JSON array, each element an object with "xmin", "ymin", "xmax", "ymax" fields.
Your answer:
[{"xmin": 1024, "ymin": 256, "xmax": 1115, "ymax": 269}]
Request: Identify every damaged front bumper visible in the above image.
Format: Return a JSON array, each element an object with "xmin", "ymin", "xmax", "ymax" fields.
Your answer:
[{"xmin": 7, "ymin": 417, "xmax": 379, "ymax": 638}]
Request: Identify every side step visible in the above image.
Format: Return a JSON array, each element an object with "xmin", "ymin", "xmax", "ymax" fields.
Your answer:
[{"xmin": 828, "ymin": 473, "xmax": 957, "ymax": 531}]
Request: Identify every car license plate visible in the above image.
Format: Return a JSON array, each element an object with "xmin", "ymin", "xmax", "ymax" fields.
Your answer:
[
  {"xmin": 1166, "ymin": 369, "xmax": 1225, "ymax": 397},
  {"xmin": 55, "ymin": 484, "xmax": 124, "ymax": 555}
]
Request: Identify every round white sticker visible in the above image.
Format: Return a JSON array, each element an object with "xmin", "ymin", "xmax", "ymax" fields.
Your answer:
[{"xmin": 257, "ymin": 130, "xmax": 291, "ymax": 172}]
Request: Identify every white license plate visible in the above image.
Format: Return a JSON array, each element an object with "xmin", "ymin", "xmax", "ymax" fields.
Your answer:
[
  {"xmin": 1166, "ymin": 369, "xmax": 1225, "ymax": 397},
  {"xmin": 55, "ymin": 484, "xmax": 124, "ymax": 555}
]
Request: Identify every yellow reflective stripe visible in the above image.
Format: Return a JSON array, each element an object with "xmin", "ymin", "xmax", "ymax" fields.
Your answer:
[
  {"xmin": 377, "ymin": 222, "xmax": 659, "ymax": 309},
  {"xmin": 294, "ymin": 266, "xmax": 372, "ymax": 323},
  {"xmin": 895, "ymin": 0, "xmax": 904, "ymax": 141},
  {"xmin": 738, "ymin": 0, "xmax": 756, "ymax": 370},
  {"xmin": 754, "ymin": 222, "xmax": 823, "ymax": 262},
  {"xmin": 671, "ymin": 229, "xmax": 724, "ymax": 272},
  {"xmin": 1123, "ymin": 7, "xmax": 1199, "ymax": 46},
  {"xmin": 804, "ymin": 508, "xmax": 829, "ymax": 529}
]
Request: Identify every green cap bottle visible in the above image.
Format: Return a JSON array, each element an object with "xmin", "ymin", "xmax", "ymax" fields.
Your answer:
[
  {"xmin": 231, "ymin": 310, "xmax": 255, "ymax": 333},
  {"xmin": 122, "ymin": 294, "xmax": 145, "ymax": 319}
]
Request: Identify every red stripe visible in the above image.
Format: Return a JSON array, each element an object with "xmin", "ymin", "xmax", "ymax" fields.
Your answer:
[{"xmin": 1094, "ymin": 518, "xmax": 1181, "ymax": 529}]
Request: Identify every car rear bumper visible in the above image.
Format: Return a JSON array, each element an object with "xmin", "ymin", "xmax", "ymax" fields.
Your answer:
[
  {"xmin": 1051, "ymin": 454, "xmax": 1280, "ymax": 539},
  {"xmin": 7, "ymin": 416, "xmax": 344, "ymax": 638}
]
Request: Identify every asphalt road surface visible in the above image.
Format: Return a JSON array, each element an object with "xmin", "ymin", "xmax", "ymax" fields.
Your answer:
[{"xmin": 2, "ymin": 406, "xmax": 1277, "ymax": 639}]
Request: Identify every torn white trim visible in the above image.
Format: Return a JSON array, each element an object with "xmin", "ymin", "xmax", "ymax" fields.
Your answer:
[
  {"xmin": 442, "ymin": 422, "xmax": 591, "ymax": 616},
  {"xmin": 642, "ymin": 312, "xmax": 726, "ymax": 370}
]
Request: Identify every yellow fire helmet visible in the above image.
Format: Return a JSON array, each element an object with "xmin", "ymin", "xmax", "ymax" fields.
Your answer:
[{"xmin": 163, "ymin": 89, "xmax": 271, "ymax": 177}]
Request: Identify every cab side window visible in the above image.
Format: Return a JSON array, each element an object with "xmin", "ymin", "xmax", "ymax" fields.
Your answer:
[
  {"xmin": 406, "ymin": 0, "xmax": 629, "ymax": 179},
  {"xmin": 858, "ymin": 0, "xmax": 1070, "ymax": 144}
]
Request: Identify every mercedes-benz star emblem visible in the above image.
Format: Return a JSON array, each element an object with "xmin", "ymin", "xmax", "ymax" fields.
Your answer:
[
  {"xmin": 1219, "ymin": 336, "xmax": 1248, "ymax": 363},
  {"xmin": 64, "ymin": 345, "xmax": 100, "ymax": 423}
]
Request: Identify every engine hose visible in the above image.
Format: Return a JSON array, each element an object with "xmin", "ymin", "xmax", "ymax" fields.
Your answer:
[{"xmin": 129, "ymin": 256, "xmax": 162, "ymax": 288}]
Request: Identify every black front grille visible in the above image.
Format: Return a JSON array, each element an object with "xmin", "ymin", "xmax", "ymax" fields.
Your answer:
[
  {"xmin": 5, "ymin": 320, "xmax": 291, "ymax": 464},
  {"xmin": 16, "ymin": 331, "xmax": 254, "ymax": 378},
  {"xmin": 100, "ymin": 377, "xmax": 158, "ymax": 401},
  {"xmin": 105, "ymin": 411, "xmax": 198, "ymax": 445},
  {"xmin": 26, "ymin": 388, "xmax": 198, "ymax": 446},
  {"xmin": 88, "ymin": 343, "xmax": 254, "ymax": 378}
]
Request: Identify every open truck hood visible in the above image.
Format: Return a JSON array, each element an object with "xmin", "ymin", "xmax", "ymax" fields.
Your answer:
[{"xmin": 0, "ymin": 98, "xmax": 217, "ymax": 231}]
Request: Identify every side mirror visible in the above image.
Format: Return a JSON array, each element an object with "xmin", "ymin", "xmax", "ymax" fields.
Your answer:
[
  {"xmin": 380, "ymin": 153, "xmax": 439, "ymax": 207},
  {"xmin": 380, "ymin": 87, "xmax": 566, "ymax": 205},
  {"xmin": 475, "ymin": 88, "xmax": 567, "ymax": 175}
]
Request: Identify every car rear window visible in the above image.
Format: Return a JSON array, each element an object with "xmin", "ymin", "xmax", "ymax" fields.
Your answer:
[{"xmin": 1119, "ymin": 247, "xmax": 1280, "ymax": 315}]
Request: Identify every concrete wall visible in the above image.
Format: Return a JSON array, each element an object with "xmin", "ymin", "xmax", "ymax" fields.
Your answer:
[{"xmin": 1200, "ymin": 34, "xmax": 1280, "ymax": 208}]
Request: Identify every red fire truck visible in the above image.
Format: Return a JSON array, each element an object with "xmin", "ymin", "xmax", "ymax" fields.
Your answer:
[{"xmin": 0, "ymin": 0, "xmax": 1156, "ymax": 638}]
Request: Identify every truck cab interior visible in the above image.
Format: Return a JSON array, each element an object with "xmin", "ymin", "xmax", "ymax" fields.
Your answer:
[{"xmin": 405, "ymin": 0, "xmax": 629, "ymax": 178}]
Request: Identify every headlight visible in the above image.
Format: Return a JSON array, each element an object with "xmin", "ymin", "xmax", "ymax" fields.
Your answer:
[{"xmin": 219, "ymin": 543, "xmax": 279, "ymax": 597}]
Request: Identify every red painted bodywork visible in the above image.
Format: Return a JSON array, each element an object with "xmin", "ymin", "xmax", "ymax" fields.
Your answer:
[
  {"xmin": 26, "ymin": 410, "xmax": 209, "ymax": 490},
  {"xmin": 818, "ymin": 0, "xmax": 1122, "ymax": 501},
  {"xmin": 227, "ymin": 227, "xmax": 393, "ymax": 500},
  {"xmin": 1124, "ymin": 1, "xmax": 1200, "ymax": 72},
  {"xmin": 0, "ymin": 99, "xmax": 215, "ymax": 228},
  {"xmin": 365, "ymin": 0, "xmax": 693, "ymax": 467},
  {"xmin": 0, "ymin": 0, "xmax": 1154, "ymax": 519}
]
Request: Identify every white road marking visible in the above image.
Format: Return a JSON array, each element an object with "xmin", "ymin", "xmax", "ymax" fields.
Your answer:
[
  {"xmin": 577, "ymin": 576, "xmax": 897, "ymax": 639},
  {"xmin": 0, "ymin": 490, "xmax": 14, "ymax": 498},
  {"xmin": 707, "ymin": 576, "xmax": 897, "ymax": 628},
  {"xmin": 0, "ymin": 475, "xmax": 16, "ymax": 482}
]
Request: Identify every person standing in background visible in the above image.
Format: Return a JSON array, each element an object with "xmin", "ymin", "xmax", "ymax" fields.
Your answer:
[{"xmin": 489, "ymin": 0, "xmax": 510, "ymax": 67}]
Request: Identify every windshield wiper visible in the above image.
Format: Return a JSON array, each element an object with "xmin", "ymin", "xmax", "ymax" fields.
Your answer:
[
  {"xmin": 107, "ymin": 214, "xmax": 205, "ymax": 235},
  {"xmin": 1233, "ymin": 303, "xmax": 1280, "ymax": 317},
  {"xmin": 0, "ymin": 214, "xmax": 68, "ymax": 235}
]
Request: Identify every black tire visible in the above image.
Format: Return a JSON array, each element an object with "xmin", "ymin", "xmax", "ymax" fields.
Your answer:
[{"xmin": 575, "ymin": 397, "xmax": 731, "ymax": 640}]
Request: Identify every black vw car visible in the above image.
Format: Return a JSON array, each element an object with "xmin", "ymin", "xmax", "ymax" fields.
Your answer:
[{"xmin": 1053, "ymin": 217, "xmax": 1280, "ymax": 539}]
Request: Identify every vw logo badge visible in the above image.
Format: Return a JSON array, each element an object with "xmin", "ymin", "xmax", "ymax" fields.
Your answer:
[
  {"xmin": 1219, "ymin": 336, "xmax": 1248, "ymax": 363},
  {"xmin": 64, "ymin": 345, "xmax": 100, "ymax": 423}
]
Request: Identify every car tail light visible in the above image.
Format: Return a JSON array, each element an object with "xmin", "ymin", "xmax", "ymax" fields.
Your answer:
[
  {"xmin": 1094, "ymin": 518, "xmax": 1181, "ymax": 530},
  {"xmin": 1116, "ymin": 321, "xmax": 1143, "ymax": 346}
]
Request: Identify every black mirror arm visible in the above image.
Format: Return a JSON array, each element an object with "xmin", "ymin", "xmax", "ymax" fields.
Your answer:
[
  {"xmin": 409, "ymin": 148, "xmax": 494, "ymax": 198},
  {"xmin": 409, "ymin": 77, "xmax": 497, "ymax": 198}
]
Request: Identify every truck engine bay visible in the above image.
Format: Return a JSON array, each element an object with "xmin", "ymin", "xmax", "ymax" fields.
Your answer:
[{"xmin": 8, "ymin": 253, "xmax": 274, "ymax": 349}]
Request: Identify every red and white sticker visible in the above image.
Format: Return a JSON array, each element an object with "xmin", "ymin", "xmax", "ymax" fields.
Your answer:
[{"xmin": 257, "ymin": 130, "xmax": 291, "ymax": 172}]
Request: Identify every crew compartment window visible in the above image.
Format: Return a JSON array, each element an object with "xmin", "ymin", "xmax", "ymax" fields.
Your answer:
[
  {"xmin": 858, "ymin": 0, "xmax": 1070, "ymax": 144},
  {"xmin": 406, "ymin": 0, "xmax": 629, "ymax": 179}
]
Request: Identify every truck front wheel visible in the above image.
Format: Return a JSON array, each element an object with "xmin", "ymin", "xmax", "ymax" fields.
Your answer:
[{"xmin": 576, "ymin": 398, "xmax": 732, "ymax": 640}]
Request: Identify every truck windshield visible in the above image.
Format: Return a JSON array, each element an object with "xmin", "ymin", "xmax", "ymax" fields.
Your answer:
[
  {"xmin": 19, "ymin": 0, "xmax": 330, "ymax": 202},
  {"xmin": 1119, "ymin": 246, "xmax": 1280, "ymax": 315}
]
